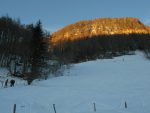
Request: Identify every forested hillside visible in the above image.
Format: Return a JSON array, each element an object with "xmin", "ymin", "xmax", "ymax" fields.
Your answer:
[
  {"xmin": 1, "ymin": 16, "xmax": 150, "ymax": 82},
  {"xmin": 51, "ymin": 18, "xmax": 150, "ymax": 44},
  {"xmin": 51, "ymin": 18, "xmax": 150, "ymax": 63}
]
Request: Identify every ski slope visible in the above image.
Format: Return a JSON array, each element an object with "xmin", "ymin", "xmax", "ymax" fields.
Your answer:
[{"xmin": 0, "ymin": 52, "xmax": 150, "ymax": 113}]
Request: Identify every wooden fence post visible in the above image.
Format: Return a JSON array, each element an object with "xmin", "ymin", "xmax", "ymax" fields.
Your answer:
[
  {"xmin": 53, "ymin": 104, "xmax": 57, "ymax": 113},
  {"xmin": 93, "ymin": 102, "xmax": 96, "ymax": 112},
  {"xmin": 125, "ymin": 101, "xmax": 127, "ymax": 108},
  {"xmin": 13, "ymin": 104, "xmax": 16, "ymax": 113}
]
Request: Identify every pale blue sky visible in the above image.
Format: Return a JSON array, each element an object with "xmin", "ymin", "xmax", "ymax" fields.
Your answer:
[{"xmin": 0, "ymin": 0, "xmax": 150, "ymax": 33}]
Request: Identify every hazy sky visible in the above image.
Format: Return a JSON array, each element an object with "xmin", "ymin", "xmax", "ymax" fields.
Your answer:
[{"xmin": 0, "ymin": 0, "xmax": 150, "ymax": 33}]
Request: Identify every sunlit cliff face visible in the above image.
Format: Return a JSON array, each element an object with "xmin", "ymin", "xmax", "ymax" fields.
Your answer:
[{"xmin": 51, "ymin": 17, "xmax": 150, "ymax": 45}]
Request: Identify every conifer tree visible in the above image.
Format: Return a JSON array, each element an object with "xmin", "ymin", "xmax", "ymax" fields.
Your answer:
[{"xmin": 28, "ymin": 20, "xmax": 48, "ymax": 84}]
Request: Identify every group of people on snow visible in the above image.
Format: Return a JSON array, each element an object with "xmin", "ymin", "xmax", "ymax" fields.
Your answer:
[{"xmin": 2, "ymin": 79, "xmax": 15, "ymax": 88}]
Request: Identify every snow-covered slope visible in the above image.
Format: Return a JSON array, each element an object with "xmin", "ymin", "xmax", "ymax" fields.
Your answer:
[{"xmin": 0, "ymin": 52, "xmax": 150, "ymax": 113}]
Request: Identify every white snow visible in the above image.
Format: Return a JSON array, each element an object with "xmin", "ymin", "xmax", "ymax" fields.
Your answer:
[{"xmin": 0, "ymin": 51, "xmax": 150, "ymax": 113}]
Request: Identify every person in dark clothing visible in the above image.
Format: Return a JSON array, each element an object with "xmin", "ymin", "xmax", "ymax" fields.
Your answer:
[
  {"xmin": 4, "ymin": 79, "xmax": 8, "ymax": 88},
  {"xmin": 10, "ymin": 79, "xmax": 15, "ymax": 87}
]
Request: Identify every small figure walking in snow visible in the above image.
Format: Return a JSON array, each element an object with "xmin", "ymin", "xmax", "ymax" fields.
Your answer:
[
  {"xmin": 4, "ymin": 79, "xmax": 8, "ymax": 88},
  {"xmin": 10, "ymin": 79, "xmax": 15, "ymax": 87}
]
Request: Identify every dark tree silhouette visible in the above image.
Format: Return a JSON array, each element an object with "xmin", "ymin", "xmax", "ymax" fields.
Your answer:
[{"xmin": 26, "ymin": 20, "xmax": 49, "ymax": 84}]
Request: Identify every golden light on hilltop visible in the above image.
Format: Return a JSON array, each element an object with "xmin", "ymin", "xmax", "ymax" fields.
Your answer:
[{"xmin": 51, "ymin": 18, "xmax": 150, "ymax": 45}]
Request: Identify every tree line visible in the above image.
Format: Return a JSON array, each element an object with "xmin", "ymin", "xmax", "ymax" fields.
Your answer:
[
  {"xmin": 0, "ymin": 16, "xmax": 63, "ymax": 84},
  {"xmin": 52, "ymin": 34, "xmax": 150, "ymax": 63},
  {"xmin": 51, "ymin": 17, "xmax": 150, "ymax": 63}
]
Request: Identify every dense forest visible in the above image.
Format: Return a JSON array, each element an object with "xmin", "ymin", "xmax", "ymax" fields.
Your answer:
[
  {"xmin": 51, "ymin": 18, "xmax": 150, "ymax": 63},
  {"xmin": 0, "ymin": 16, "xmax": 53, "ymax": 84}
]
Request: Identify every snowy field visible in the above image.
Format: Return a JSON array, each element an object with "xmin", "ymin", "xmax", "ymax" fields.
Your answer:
[{"xmin": 0, "ymin": 52, "xmax": 150, "ymax": 113}]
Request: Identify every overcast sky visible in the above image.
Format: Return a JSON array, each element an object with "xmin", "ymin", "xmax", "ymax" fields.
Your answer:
[{"xmin": 0, "ymin": 0, "xmax": 150, "ymax": 33}]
